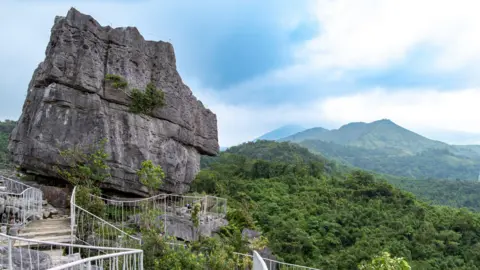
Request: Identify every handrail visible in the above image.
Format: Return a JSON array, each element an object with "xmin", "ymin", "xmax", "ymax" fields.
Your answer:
[
  {"xmin": 91, "ymin": 192, "xmax": 228, "ymax": 219},
  {"xmin": 233, "ymin": 252, "xmax": 321, "ymax": 270},
  {"xmin": 0, "ymin": 175, "xmax": 32, "ymax": 190},
  {"xmin": 74, "ymin": 204, "xmax": 142, "ymax": 243},
  {"xmin": 1, "ymin": 232, "xmax": 143, "ymax": 270},
  {"xmin": 253, "ymin": 250, "xmax": 268, "ymax": 270},
  {"xmin": 0, "ymin": 233, "xmax": 137, "ymax": 251},
  {"xmin": 1, "ymin": 173, "xmax": 318, "ymax": 270},
  {"xmin": 48, "ymin": 249, "xmax": 143, "ymax": 270},
  {"xmin": 70, "ymin": 186, "xmax": 141, "ymax": 249},
  {"xmin": 0, "ymin": 176, "xmax": 43, "ymax": 227}
]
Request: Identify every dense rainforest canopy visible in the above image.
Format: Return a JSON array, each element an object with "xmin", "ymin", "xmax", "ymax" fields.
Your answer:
[{"xmin": 195, "ymin": 140, "xmax": 480, "ymax": 269}]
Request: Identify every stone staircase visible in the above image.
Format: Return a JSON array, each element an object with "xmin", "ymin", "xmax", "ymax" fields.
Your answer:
[{"xmin": 15, "ymin": 217, "xmax": 71, "ymax": 247}]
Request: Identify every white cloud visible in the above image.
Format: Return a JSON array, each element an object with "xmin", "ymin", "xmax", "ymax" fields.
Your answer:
[
  {"xmin": 196, "ymin": 85, "xmax": 480, "ymax": 146},
  {"xmin": 300, "ymin": 0, "xmax": 480, "ymax": 72},
  {"xmin": 319, "ymin": 88, "xmax": 480, "ymax": 134}
]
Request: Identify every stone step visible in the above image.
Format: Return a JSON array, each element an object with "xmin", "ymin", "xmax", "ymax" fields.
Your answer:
[
  {"xmin": 19, "ymin": 228, "xmax": 71, "ymax": 239},
  {"xmin": 14, "ymin": 235, "xmax": 73, "ymax": 247},
  {"xmin": 21, "ymin": 224, "xmax": 71, "ymax": 233},
  {"xmin": 27, "ymin": 218, "xmax": 70, "ymax": 227}
]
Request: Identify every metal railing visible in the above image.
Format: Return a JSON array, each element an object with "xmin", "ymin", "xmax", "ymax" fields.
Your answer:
[
  {"xmin": 0, "ymin": 232, "xmax": 143, "ymax": 270},
  {"xmin": 70, "ymin": 187, "xmax": 141, "ymax": 250},
  {"xmin": 93, "ymin": 192, "xmax": 227, "ymax": 217},
  {"xmin": 0, "ymin": 175, "xmax": 43, "ymax": 227},
  {"xmin": 234, "ymin": 252, "xmax": 320, "ymax": 270},
  {"xmin": 87, "ymin": 192, "xmax": 227, "ymax": 238}
]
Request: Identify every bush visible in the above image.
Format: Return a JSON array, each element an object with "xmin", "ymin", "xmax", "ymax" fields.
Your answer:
[
  {"xmin": 105, "ymin": 74, "xmax": 128, "ymax": 89},
  {"xmin": 105, "ymin": 74, "xmax": 165, "ymax": 115},
  {"xmin": 137, "ymin": 160, "xmax": 165, "ymax": 193},
  {"xmin": 130, "ymin": 83, "xmax": 165, "ymax": 115}
]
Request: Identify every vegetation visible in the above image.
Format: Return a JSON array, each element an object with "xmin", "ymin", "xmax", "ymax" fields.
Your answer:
[
  {"xmin": 137, "ymin": 159, "xmax": 165, "ymax": 193},
  {"xmin": 105, "ymin": 74, "xmax": 128, "ymax": 89},
  {"xmin": 55, "ymin": 138, "xmax": 110, "ymax": 216},
  {"xmin": 130, "ymin": 83, "xmax": 165, "ymax": 115},
  {"xmin": 300, "ymin": 140, "xmax": 480, "ymax": 180},
  {"xmin": 358, "ymin": 252, "xmax": 411, "ymax": 270},
  {"xmin": 386, "ymin": 177, "xmax": 480, "ymax": 212},
  {"xmin": 194, "ymin": 140, "xmax": 480, "ymax": 269},
  {"xmin": 0, "ymin": 120, "xmax": 16, "ymax": 169},
  {"xmin": 275, "ymin": 119, "xmax": 480, "ymax": 181},
  {"xmin": 105, "ymin": 74, "xmax": 165, "ymax": 115},
  {"xmin": 135, "ymin": 177, "xmax": 253, "ymax": 270}
]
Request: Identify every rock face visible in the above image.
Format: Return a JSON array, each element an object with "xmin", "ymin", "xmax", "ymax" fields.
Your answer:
[
  {"xmin": 9, "ymin": 8, "xmax": 219, "ymax": 196},
  {"xmin": 0, "ymin": 245, "xmax": 53, "ymax": 270},
  {"xmin": 127, "ymin": 210, "xmax": 228, "ymax": 242}
]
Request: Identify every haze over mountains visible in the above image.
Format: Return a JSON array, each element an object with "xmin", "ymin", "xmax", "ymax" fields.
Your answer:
[{"xmin": 258, "ymin": 119, "xmax": 480, "ymax": 181}]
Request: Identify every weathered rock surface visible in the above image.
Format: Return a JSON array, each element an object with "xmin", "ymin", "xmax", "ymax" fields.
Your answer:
[
  {"xmin": 0, "ymin": 245, "xmax": 53, "ymax": 270},
  {"xmin": 40, "ymin": 186, "xmax": 69, "ymax": 210},
  {"xmin": 127, "ymin": 209, "xmax": 228, "ymax": 242},
  {"xmin": 9, "ymin": 8, "xmax": 219, "ymax": 196}
]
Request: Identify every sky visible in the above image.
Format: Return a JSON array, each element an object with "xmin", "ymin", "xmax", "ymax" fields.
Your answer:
[{"xmin": 2, "ymin": 0, "xmax": 480, "ymax": 146}]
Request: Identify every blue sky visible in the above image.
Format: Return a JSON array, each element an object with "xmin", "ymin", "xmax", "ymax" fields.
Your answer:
[{"xmin": 2, "ymin": 0, "xmax": 480, "ymax": 146}]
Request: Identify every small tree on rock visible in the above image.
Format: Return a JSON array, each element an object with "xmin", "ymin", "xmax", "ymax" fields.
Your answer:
[{"xmin": 137, "ymin": 160, "xmax": 165, "ymax": 193}]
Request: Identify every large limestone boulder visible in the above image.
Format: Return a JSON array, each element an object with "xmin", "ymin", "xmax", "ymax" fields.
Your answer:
[{"xmin": 9, "ymin": 8, "xmax": 219, "ymax": 196}]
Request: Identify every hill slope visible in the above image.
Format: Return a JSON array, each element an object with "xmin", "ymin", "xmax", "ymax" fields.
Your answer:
[
  {"xmin": 283, "ymin": 119, "xmax": 447, "ymax": 154},
  {"xmin": 280, "ymin": 119, "xmax": 480, "ymax": 180},
  {"xmin": 0, "ymin": 120, "xmax": 16, "ymax": 169},
  {"xmin": 195, "ymin": 140, "xmax": 480, "ymax": 269},
  {"xmin": 256, "ymin": 125, "xmax": 306, "ymax": 141}
]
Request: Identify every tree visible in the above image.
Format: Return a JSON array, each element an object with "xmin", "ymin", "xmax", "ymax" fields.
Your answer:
[
  {"xmin": 55, "ymin": 138, "xmax": 110, "ymax": 217},
  {"xmin": 358, "ymin": 252, "xmax": 411, "ymax": 270},
  {"xmin": 137, "ymin": 160, "xmax": 165, "ymax": 193}
]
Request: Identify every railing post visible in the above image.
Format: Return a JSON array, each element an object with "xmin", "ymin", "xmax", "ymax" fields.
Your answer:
[
  {"xmin": 253, "ymin": 251, "xmax": 268, "ymax": 270},
  {"xmin": 70, "ymin": 187, "xmax": 75, "ymax": 254},
  {"xmin": 164, "ymin": 197, "xmax": 167, "ymax": 237},
  {"xmin": 8, "ymin": 237, "xmax": 13, "ymax": 269}
]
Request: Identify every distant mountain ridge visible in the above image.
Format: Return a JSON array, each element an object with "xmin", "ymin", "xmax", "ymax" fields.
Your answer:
[
  {"xmin": 282, "ymin": 119, "xmax": 448, "ymax": 155},
  {"xmin": 269, "ymin": 119, "xmax": 480, "ymax": 180},
  {"xmin": 256, "ymin": 125, "xmax": 306, "ymax": 141}
]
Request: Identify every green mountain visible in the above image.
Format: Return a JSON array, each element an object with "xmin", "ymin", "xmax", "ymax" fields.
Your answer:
[
  {"xmin": 283, "ymin": 119, "xmax": 447, "ymax": 154},
  {"xmin": 280, "ymin": 119, "xmax": 480, "ymax": 180},
  {"xmin": 0, "ymin": 120, "xmax": 16, "ymax": 169},
  {"xmin": 195, "ymin": 140, "xmax": 480, "ymax": 269},
  {"xmin": 256, "ymin": 125, "xmax": 306, "ymax": 141},
  {"xmin": 278, "ymin": 126, "xmax": 329, "ymax": 142}
]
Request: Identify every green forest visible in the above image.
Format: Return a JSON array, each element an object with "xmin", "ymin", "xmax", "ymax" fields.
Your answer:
[
  {"xmin": 5, "ymin": 121, "xmax": 480, "ymax": 268},
  {"xmin": 300, "ymin": 139, "xmax": 480, "ymax": 180},
  {"xmin": 195, "ymin": 141, "xmax": 480, "ymax": 269},
  {"xmin": 0, "ymin": 120, "xmax": 15, "ymax": 169}
]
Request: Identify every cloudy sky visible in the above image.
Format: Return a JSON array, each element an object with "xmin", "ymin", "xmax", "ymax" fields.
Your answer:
[{"xmin": 2, "ymin": 0, "xmax": 480, "ymax": 146}]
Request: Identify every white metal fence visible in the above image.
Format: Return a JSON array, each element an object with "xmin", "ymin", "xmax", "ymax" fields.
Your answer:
[
  {"xmin": 0, "ymin": 175, "xmax": 42, "ymax": 227},
  {"xmin": 87, "ymin": 192, "xmax": 227, "ymax": 237},
  {"xmin": 70, "ymin": 187, "xmax": 141, "ymax": 250},
  {"xmin": 234, "ymin": 252, "xmax": 321, "ymax": 270},
  {"xmin": 0, "ymin": 232, "xmax": 143, "ymax": 270},
  {"xmin": 0, "ymin": 178, "xmax": 318, "ymax": 270}
]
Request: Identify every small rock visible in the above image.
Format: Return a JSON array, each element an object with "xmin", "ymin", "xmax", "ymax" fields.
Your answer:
[{"xmin": 43, "ymin": 211, "xmax": 51, "ymax": 219}]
